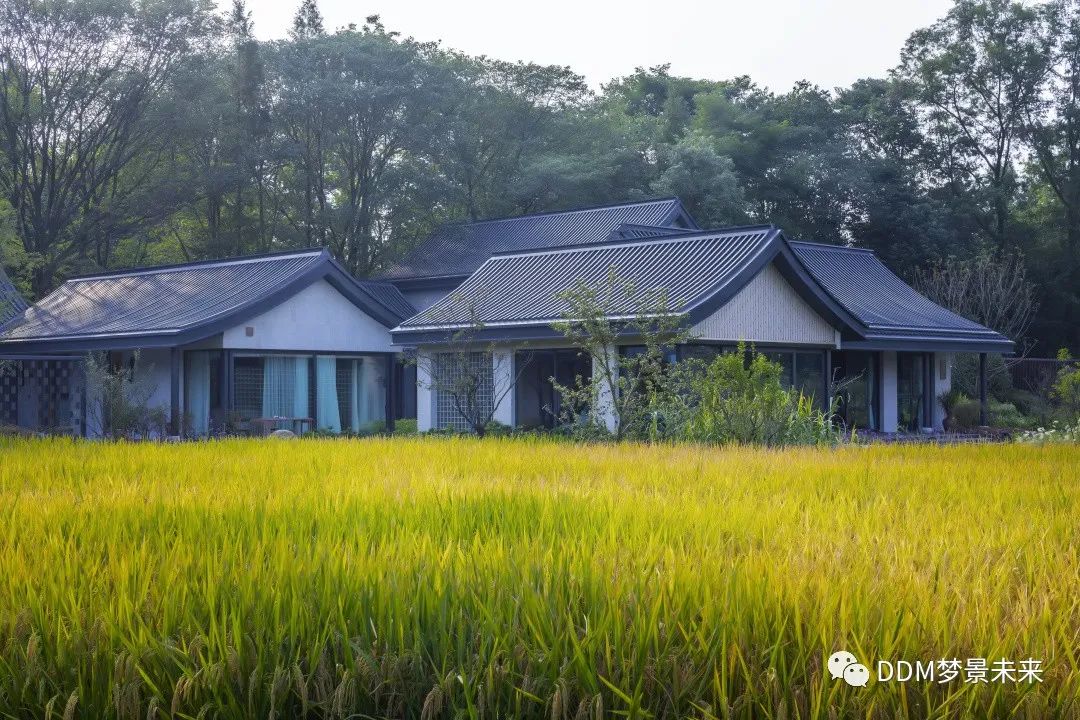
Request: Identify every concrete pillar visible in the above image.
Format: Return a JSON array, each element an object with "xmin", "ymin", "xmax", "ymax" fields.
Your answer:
[
  {"xmin": 491, "ymin": 349, "xmax": 515, "ymax": 428},
  {"xmin": 595, "ymin": 344, "xmax": 619, "ymax": 434},
  {"xmin": 416, "ymin": 350, "xmax": 434, "ymax": 432},
  {"xmin": 881, "ymin": 350, "xmax": 898, "ymax": 433},
  {"xmin": 931, "ymin": 352, "xmax": 953, "ymax": 430}
]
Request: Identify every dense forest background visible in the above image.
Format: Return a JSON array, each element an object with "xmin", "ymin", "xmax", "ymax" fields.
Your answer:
[{"xmin": 1, "ymin": 0, "xmax": 1078, "ymax": 353}]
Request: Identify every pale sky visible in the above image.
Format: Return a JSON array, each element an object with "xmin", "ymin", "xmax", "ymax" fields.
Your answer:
[{"xmin": 247, "ymin": 0, "xmax": 954, "ymax": 92}]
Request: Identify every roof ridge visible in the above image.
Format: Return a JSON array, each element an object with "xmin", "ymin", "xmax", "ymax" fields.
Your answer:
[
  {"xmin": 66, "ymin": 247, "xmax": 328, "ymax": 281},
  {"xmin": 487, "ymin": 224, "xmax": 777, "ymax": 260},
  {"xmin": 436, "ymin": 197, "xmax": 684, "ymax": 228},
  {"xmin": 788, "ymin": 239, "xmax": 875, "ymax": 253}
]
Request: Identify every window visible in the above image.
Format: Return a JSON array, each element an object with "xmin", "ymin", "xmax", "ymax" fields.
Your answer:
[
  {"xmin": 761, "ymin": 350, "xmax": 825, "ymax": 408},
  {"xmin": 231, "ymin": 354, "xmax": 386, "ymax": 434},
  {"xmin": 434, "ymin": 352, "xmax": 492, "ymax": 431},
  {"xmin": 897, "ymin": 353, "xmax": 928, "ymax": 431},
  {"xmin": 515, "ymin": 349, "xmax": 591, "ymax": 428},
  {"xmin": 833, "ymin": 351, "xmax": 878, "ymax": 431}
]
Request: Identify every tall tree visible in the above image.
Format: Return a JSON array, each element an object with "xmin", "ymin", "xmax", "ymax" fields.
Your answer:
[
  {"xmin": 898, "ymin": 0, "xmax": 1052, "ymax": 247},
  {"xmin": 0, "ymin": 0, "xmax": 214, "ymax": 296}
]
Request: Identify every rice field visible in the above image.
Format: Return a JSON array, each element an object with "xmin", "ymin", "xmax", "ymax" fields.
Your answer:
[{"xmin": 0, "ymin": 437, "xmax": 1078, "ymax": 719}]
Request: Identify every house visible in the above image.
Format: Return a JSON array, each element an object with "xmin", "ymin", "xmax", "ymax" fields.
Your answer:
[
  {"xmin": 0, "ymin": 198, "xmax": 1012, "ymax": 437},
  {"xmin": 381, "ymin": 199, "xmax": 1011, "ymax": 434},
  {"xmin": 0, "ymin": 249, "xmax": 414, "ymax": 436}
]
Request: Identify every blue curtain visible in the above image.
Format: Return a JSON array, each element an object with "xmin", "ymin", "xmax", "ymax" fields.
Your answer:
[
  {"xmin": 261, "ymin": 356, "xmax": 309, "ymax": 420},
  {"xmin": 186, "ymin": 352, "xmax": 211, "ymax": 435},
  {"xmin": 316, "ymin": 356, "xmax": 341, "ymax": 433}
]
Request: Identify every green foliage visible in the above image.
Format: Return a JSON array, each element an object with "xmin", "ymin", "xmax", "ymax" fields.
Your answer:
[
  {"xmin": 687, "ymin": 345, "xmax": 840, "ymax": 446},
  {"xmin": 1051, "ymin": 349, "xmax": 1080, "ymax": 420},
  {"xmin": 84, "ymin": 352, "xmax": 170, "ymax": 440},
  {"xmin": 1, "ymin": 0, "xmax": 1079, "ymax": 353},
  {"xmin": 551, "ymin": 270, "xmax": 692, "ymax": 441}
]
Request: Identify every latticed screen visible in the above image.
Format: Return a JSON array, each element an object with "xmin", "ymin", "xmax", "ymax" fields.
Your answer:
[
  {"xmin": 434, "ymin": 352, "xmax": 492, "ymax": 431},
  {"xmin": 0, "ymin": 358, "xmax": 83, "ymax": 434}
]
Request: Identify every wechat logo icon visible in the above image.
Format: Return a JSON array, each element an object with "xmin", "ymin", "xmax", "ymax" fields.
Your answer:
[{"xmin": 829, "ymin": 650, "xmax": 870, "ymax": 687}]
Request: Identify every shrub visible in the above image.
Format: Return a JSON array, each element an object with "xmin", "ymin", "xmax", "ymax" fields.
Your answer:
[
  {"xmin": 1051, "ymin": 349, "xmax": 1080, "ymax": 422},
  {"xmin": 950, "ymin": 398, "xmax": 982, "ymax": 429},
  {"xmin": 988, "ymin": 401, "xmax": 1034, "ymax": 429},
  {"xmin": 1017, "ymin": 419, "xmax": 1080, "ymax": 444},
  {"xmin": 687, "ymin": 345, "xmax": 841, "ymax": 446}
]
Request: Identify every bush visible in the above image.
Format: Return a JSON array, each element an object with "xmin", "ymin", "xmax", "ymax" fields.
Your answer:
[
  {"xmin": 393, "ymin": 418, "xmax": 418, "ymax": 435},
  {"xmin": 1017, "ymin": 419, "xmax": 1080, "ymax": 444},
  {"xmin": 950, "ymin": 398, "xmax": 981, "ymax": 429},
  {"xmin": 1051, "ymin": 349, "xmax": 1080, "ymax": 422},
  {"xmin": 687, "ymin": 345, "xmax": 841, "ymax": 446},
  {"xmin": 989, "ymin": 401, "xmax": 1034, "ymax": 430}
]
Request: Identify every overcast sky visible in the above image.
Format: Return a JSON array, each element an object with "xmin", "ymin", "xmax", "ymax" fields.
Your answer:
[{"xmin": 248, "ymin": 0, "xmax": 954, "ymax": 92}]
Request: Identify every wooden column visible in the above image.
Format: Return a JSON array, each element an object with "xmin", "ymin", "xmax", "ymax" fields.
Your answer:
[{"xmin": 978, "ymin": 352, "xmax": 988, "ymax": 426}]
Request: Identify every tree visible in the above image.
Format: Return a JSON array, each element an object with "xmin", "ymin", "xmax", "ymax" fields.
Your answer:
[
  {"xmin": 0, "ymin": 0, "xmax": 215, "ymax": 295},
  {"xmin": 551, "ymin": 270, "xmax": 692, "ymax": 440},
  {"xmin": 913, "ymin": 249, "xmax": 1037, "ymax": 344},
  {"xmin": 412, "ymin": 298, "xmax": 526, "ymax": 437},
  {"xmin": 650, "ymin": 131, "xmax": 744, "ymax": 227},
  {"xmin": 898, "ymin": 0, "xmax": 1053, "ymax": 247}
]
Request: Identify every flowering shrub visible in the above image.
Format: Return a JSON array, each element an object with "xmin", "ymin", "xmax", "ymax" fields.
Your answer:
[{"xmin": 1017, "ymin": 420, "xmax": 1080, "ymax": 444}]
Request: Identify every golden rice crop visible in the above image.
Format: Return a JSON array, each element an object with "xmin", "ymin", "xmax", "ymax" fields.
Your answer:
[{"xmin": 0, "ymin": 436, "xmax": 1077, "ymax": 719}]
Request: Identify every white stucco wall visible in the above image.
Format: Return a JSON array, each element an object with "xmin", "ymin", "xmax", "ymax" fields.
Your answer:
[
  {"xmin": 221, "ymin": 279, "xmax": 395, "ymax": 352},
  {"xmin": 692, "ymin": 263, "xmax": 838, "ymax": 346}
]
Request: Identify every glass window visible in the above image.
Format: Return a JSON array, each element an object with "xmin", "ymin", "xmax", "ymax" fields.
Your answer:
[
  {"xmin": 515, "ymin": 349, "xmax": 591, "ymax": 429},
  {"xmin": 764, "ymin": 351, "xmax": 794, "ymax": 388},
  {"xmin": 834, "ymin": 351, "xmax": 877, "ymax": 430},
  {"xmin": 897, "ymin": 353, "xmax": 927, "ymax": 431},
  {"xmin": 679, "ymin": 344, "xmax": 729, "ymax": 364},
  {"xmin": 794, "ymin": 352, "xmax": 825, "ymax": 406}
]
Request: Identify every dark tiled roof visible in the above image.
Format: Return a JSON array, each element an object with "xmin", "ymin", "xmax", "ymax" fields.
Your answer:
[
  {"xmin": 607, "ymin": 223, "xmax": 696, "ymax": 241},
  {"xmin": 0, "ymin": 249, "xmax": 414, "ymax": 350},
  {"xmin": 358, "ymin": 281, "xmax": 417, "ymax": 320},
  {"xmin": 397, "ymin": 226, "xmax": 777, "ymax": 329},
  {"xmin": 382, "ymin": 198, "xmax": 696, "ymax": 280},
  {"xmin": 0, "ymin": 265, "xmax": 28, "ymax": 328},
  {"xmin": 789, "ymin": 241, "xmax": 1012, "ymax": 347}
]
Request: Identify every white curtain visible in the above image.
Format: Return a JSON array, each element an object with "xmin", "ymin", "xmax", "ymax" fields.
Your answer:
[
  {"xmin": 261, "ymin": 356, "xmax": 309, "ymax": 419},
  {"xmin": 349, "ymin": 358, "xmax": 386, "ymax": 431},
  {"xmin": 316, "ymin": 356, "xmax": 341, "ymax": 433},
  {"xmin": 186, "ymin": 352, "xmax": 211, "ymax": 435}
]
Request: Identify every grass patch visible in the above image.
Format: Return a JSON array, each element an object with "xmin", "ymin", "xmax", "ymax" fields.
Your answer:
[{"xmin": 0, "ymin": 437, "xmax": 1077, "ymax": 718}]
